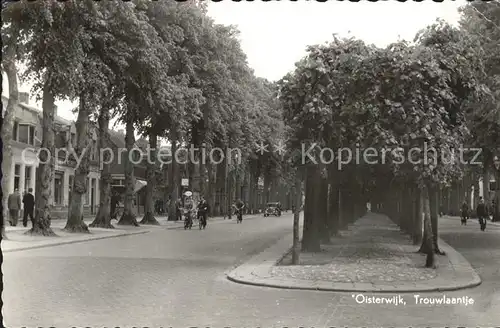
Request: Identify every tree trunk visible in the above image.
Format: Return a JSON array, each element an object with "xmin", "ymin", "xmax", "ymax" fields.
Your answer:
[
  {"xmin": 65, "ymin": 95, "xmax": 91, "ymax": 233},
  {"xmin": 215, "ymin": 155, "xmax": 226, "ymax": 216},
  {"xmin": 422, "ymin": 185, "xmax": 436, "ymax": 268},
  {"xmin": 168, "ymin": 129, "xmax": 179, "ymax": 221},
  {"xmin": 140, "ymin": 134, "xmax": 159, "ymax": 225},
  {"xmin": 200, "ymin": 151, "xmax": 206, "ymax": 199},
  {"xmin": 327, "ymin": 177, "xmax": 340, "ymax": 237},
  {"xmin": 264, "ymin": 173, "xmax": 271, "ymax": 203},
  {"xmin": 248, "ymin": 170, "xmax": 255, "ymax": 214},
  {"xmin": 235, "ymin": 169, "xmax": 242, "ymax": 201},
  {"xmin": 1, "ymin": 50, "xmax": 18, "ymax": 239},
  {"xmin": 90, "ymin": 108, "xmax": 113, "ymax": 228},
  {"xmin": 429, "ymin": 184, "xmax": 445, "ymax": 254},
  {"xmin": 207, "ymin": 162, "xmax": 216, "ymax": 217},
  {"xmin": 27, "ymin": 81, "xmax": 57, "ymax": 236},
  {"xmin": 252, "ymin": 174, "xmax": 259, "ymax": 214},
  {"xmin": 413, "ymin": 187, "xmax": 423, "ymax": 245},
  {"xmin": 118, "ymin": 117, "xmax": 139, "ymax": 226},
  {"xmin": 292, "ymin": 169, "xmax": 302, "ymax": 265},
  {"xmin": 319, "ymin": 174, "xmax": 330, "ymax": 244},
  {"xmin": 301, "ymin": 166, "xmax": 321, "ymax": 252},
  {"xmin": 227, "ymin": 165, "xmax": 234, "ymax": 220},
  {"xmin": 493, "ymin": 168, "xmax": 500, "ymax": 222}
]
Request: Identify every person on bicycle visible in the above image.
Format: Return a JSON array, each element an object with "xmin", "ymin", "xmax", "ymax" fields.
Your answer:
[
  {"xmin": 197, "ymin": 196, "xmax": 209, "ymax": 228},
  {"xmin": 477, "ymin": 197, "xmax": 487, "ymax": 231},
  {"xmin": 184, "ymin": 194, "xmax": 194, "ymax": 227},
  {"xmin": 235, "ymin": 199, "xmax": 245, "ymax": 221},
  {"xmin": 461, "ymin": 201, "xmax": 469, "ymax": 225}
]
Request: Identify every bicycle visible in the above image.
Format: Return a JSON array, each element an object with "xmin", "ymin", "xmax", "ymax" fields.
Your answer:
[
  {"xmin": 236, "ymin": 208, "xmax": 243, "ymax": 223},
  {"xmin": 184, "ymin": 209, "xmax": 193, "ymax": 230}
]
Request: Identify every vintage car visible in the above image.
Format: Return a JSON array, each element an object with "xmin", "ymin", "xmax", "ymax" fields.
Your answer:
[{"xmin": 264, "ymin": 202, "xmax": 281, "ymax": 217}]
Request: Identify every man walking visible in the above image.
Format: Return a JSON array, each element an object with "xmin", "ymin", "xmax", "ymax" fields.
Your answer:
[
  {"xmin": 476, "ymin": 197, "xmax": 487, "ymax": 231},
  {"xmin": 197, "ymin": 196, "xmax": 209, "ymax": 229},
  {"xmin": 460, "ymin": 201, "xmax": 469, "ymax": 225},
  {"xmin": 110, "ymin": 191, "xmax": 120, "ymax": 220},
  {"xmin": 8, "ymin": 189, "xmax": 21, "ymax": 226},
  {"xmin": 22, "ymin": 188, "xmax": 35, "ymax": 227},
  {"xmin": 176, "ymin": 197, "xmax": 182, "ymax": 221}
]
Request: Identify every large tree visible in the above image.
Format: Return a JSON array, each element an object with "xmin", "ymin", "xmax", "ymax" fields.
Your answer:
[
  {"xmin": 2, "ymin": 0, "xmax": 96, "ymax": 235},
  {"xmin": 460, "ymin": 2, "xmax": 500, "ymax": 221}
]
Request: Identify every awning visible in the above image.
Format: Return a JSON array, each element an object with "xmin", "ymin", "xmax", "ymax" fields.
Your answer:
[{"xmin": 134, "ymin": 179, "xmax": 147, "ymax": 193}]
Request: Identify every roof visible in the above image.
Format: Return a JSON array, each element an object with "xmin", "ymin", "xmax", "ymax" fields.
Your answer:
[
  {"xmin": 108, "ymin": 130, "xmax": 126, "ymax": 148},
  {"xmin": 4, "ymin": 95, "xmax": 152, "ymax": 150}
]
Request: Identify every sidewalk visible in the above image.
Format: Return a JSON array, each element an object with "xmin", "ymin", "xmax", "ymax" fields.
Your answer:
[
  {"xmin": 227, "ymin": 212, "xmax": 481, "ymax": 292},
  {"xmin": 3, "ymin": 219, "xmax": 151, "ymax": 253},
  {"xmin": 3, "ymin": 213, "xmax": 263, "ymax": 252}
]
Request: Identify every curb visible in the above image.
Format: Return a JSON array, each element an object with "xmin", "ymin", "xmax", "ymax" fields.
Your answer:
[
  {"xmin": 227, "ymin": 233, "xmax": 481, "ymax": 293},
  {"xmin": 3, "ymin": 230, "xmax": 150, "ymax": 253},
  {"xmin": 441, "ymin": 215, "xmax": 500, "ymax": 227}
]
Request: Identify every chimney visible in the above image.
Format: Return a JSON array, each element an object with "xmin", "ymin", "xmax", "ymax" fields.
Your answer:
[
  {"xmin": 19, "ymin": 92, "xmax": 29, "ymax": 104},
  {"xmin": 53, "ymin": 105, "xmax": 58, "ymax": 117},
  {"xmin": 118, "ymin": 129, "xmax": 124, "ymax": 135}
]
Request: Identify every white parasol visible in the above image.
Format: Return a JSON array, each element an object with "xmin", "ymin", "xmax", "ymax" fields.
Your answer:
[{"xmin": 134, "ymin": 179, "xmax": 147, "ymax": 193}]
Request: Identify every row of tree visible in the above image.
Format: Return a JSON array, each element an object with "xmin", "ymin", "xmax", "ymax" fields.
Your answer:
[
  {"xmin": 2, "ymin": 0, "xmax": 286, "ymax": 236},
  {"xmin": 279, "ymin": 1, "xmax": 500, "ymax": 268}
]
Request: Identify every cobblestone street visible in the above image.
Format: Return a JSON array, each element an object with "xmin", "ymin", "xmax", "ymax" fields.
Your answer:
[{"xmin": 4, "ymin": 213, "xmax": 500, "ymax": 327}]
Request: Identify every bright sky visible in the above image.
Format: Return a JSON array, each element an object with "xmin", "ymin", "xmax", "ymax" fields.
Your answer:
[{"xmin": 2, "ymin": 1, "xmax": 463, "ymax": 123}]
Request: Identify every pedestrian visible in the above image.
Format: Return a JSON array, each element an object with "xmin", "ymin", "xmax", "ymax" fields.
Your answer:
[
  {"xmin": 476, "ymin": 197, "xmax": 487, "ymax": 231},
  {"xmin": 22, "ymin": 188, "xmax": 35, "ymax": 227},
  {"xmin": 8, "ymin": 189, "xmax": 22, "ymax": 226},
  {"xmin": 197, "ymin": 196, "xmax": 209, "ymax": 229},
  {"xmin": 110, "ymin": 191, "xmax": 120, "ymax": 220},
  {"xmin": 176, "ymin": 197, "xmax": 182, "ymax": 221},
  {"xmin": 460, "ymin": 201, "xmax": 469, "ymax": 225}
]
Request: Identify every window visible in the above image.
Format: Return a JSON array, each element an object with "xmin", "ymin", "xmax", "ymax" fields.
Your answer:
[
  {"xmin": 111, "ymin": 179, "xmax": 122, "ymax": 186},
  {"xmin": 490, "ymin": 181, "xmax": 498, "ymax": 191},
  {"xmin": 85, "ymin": 178, "xmax": 90, "ymax": 204},
  {"xmin": 16, "ymin": 124, "xmax": 35, "ymax": 145},
  {"xmin": 54, "ymin": 171, "xmax": 64, "ymax": 205},
  {"xmin": 91, "ymin": 140, "xmax": 97, "ymax": 161},
  {"xmin": 58, "ymin": 131, "xmax": 68, "ymax": 147},
  {"xmin": 68, "ymin": 175, "xmax": 74, "ymax": 204},
  {"xmin": 68, "ymin": 175, "xmax": 74, "ymax": 190},
  {"xmin": 71, "ymin": 133, "xmax": 76, "ymax": 147},
  {"xmin": 13, "ymin": 121, "xmax": 18, "ymax": 140},
  {"xmin": 29, "ymin": 126, "xmax": 35, "ymax": 145},
  {"xmin": 25, "ymin": 166, "xmax": 32, "ymax": 191},
  {"xmin": 14, "ymin": 164, "xmax": 20, "ymax": 190}
]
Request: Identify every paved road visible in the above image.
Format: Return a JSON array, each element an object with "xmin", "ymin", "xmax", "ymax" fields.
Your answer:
[{"xmin": 4, "ymin": 214, "xmax": 500, "ymax": 327}]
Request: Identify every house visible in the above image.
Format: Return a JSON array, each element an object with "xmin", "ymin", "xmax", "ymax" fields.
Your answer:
[
  {"xmin": 105, "ymin": 130, "xmax": 160, "ymax": 214},
  {"xmin": 2, "ymin": 93, "xmax": 100, "ymax": 219}
]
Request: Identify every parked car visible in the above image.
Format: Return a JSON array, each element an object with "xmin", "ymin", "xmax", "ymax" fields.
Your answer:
[{"xmin": 264, "ymin": 202, "xmax": 281, "ymax": 217}]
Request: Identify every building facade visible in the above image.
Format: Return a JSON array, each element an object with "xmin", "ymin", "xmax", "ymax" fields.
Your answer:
[{"xmin": 3, "ymin": 93, "xmax": 100, "ymax": 219}]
